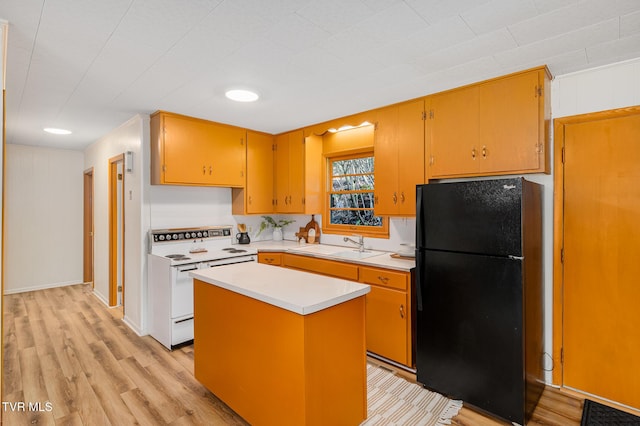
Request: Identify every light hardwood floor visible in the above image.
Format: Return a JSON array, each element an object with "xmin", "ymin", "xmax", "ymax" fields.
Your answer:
[{"xmin": 3, "ymin": 283, "xmax": 584, "ymax": 425}]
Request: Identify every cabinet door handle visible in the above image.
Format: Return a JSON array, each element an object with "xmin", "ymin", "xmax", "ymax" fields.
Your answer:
[
  {"xmin": 248, "ymin": 196, "xmax": 252, "ymax": 205},
  {"xmin": 378, "ymin": 276, "xmax": 389, "ymax": 284},
  {"xmin": 482, "ymin": 146, "xmax": 487, "ymax": 159},
  {"xmin": 471, "ymin": 147, "xmax": 477, "ymax": 159},
  {"xmin": 400, "ymin": 191, "xmax": 405, "ymax": 203},
  {"xmin": 392, "ymin": 192, "xmax": 397, "ymax": 205},
  {"xmin": 399, "ymin": 304, "xmax": 405, "ymax": 319},
  {"xmin": 202, "ymin": 165, "xmax": 206, "ymax": 174},
  {"xmin": 284, "ymin": 196, "xmax": 288, "ymax": 205},
  {"xmin": 209, "ymin": 166, "xmax": 213, "ymax": 174}
]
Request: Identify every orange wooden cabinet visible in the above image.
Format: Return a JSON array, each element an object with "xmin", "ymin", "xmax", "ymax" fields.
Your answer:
[
  {"xmin": 232, "ymin": 130, "xmax": 275, "ymax": 214},
  {"xmin": 194, "ymin": 279, "xmax": 367, "ymax": 426},
  {"xmin": 283, "ymin": 253, "xmax": 359, "ymax": 281},
  {"xmin": 274, "ymin": 130, "xmax": 323, "ymax": 214},
  {"xmin": 258, "ymin": 252, "xmax": 283, "ymax": 266},
  {"xmin": 374, "ymin": 99, "xmax": 425, "ymax": 216},
  {"xmin": 359, "ymin": 266, "xmax": 412, "ymax": 367},
  {"xmin": 150, "ymin": 111, "xmax": 246, "ymax": 187},
  {"xmin": 425, "ymin": 66, "xmax": 551, "ymax": 179}
]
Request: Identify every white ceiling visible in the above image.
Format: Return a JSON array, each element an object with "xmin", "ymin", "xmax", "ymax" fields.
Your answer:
[{"xmin": 2, "ymin": 0, "xmax": 640, "ymax": 150}]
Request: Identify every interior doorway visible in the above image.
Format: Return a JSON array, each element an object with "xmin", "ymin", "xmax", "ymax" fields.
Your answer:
[
  {"xmin": 83, "ymin": 168, "xmax": 94, "ymax": 286},
  {"xmin": 109, "ymin": 155, "xmax": 125, "ymax": 312},
  {"xmin": 553, "ymin": 106, "xmax": 640, "ymax": 410}
]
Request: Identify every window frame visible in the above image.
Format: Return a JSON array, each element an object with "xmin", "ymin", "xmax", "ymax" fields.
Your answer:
[{"xmin": 323, "ymin": 151, "xmax": 389, "ymax": 238}]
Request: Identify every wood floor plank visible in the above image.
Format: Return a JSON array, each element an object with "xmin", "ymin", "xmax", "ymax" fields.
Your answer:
[
  {"xmin": 38, "ymin": 351, "xmax": 75, "ymax": 419},
  {"xmin": 88, "ymin": 340, "xmax": 136, "ymax": 394},
  {"xmin": 5, "ymin": 293, "xmax": 28, "ymax": 317},
  {"xmin": 18, "ymin": 346, "xmax": 56, "ymax": 425},
  {"xmin": 15, "ymin": 314, "xmax": 35, "ymax": 350},
  {"xmin": 2, "ymin": 315, "xmax": 23, "ymax": 395},
  {"xmin": 145, "ymin": 361, "xmax": 248, "ymax": 426},
  {"xmin": 121, "ymin": 387, "xmax": 170, "ymax": 426},
  {"xmin": 119, "ymin": 356, "xmax": 186, "ymax": 424}
]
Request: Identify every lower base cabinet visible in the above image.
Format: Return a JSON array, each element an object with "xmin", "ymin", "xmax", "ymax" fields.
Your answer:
[{"xmin": 259, "ymin": 252, "xmax": 413, "ymax": 368}]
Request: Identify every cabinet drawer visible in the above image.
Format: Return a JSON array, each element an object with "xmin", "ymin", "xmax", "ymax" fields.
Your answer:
[
  {"xmin": 359, "ymin": 266, "xmax": 407, "ymax": 291},
  {"xmin": 258, "ymin": 252, "xmax": 283, "ymax": 266},
  {"xmin": 283, "ymin": 254, "xmax": 359, "ymax": 281}
]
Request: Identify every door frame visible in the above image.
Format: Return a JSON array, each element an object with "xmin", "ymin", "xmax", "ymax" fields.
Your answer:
[
  {"xmin": 109, "ymin": 154, "xmax": 125, "ymax": 307},
  {"xmin": 552, "ymin": 105, "xmax": 640, "ymax": 386},
  {"xmin": 83, "ymin": 167, "xmax": 94, "ymax": 286}
]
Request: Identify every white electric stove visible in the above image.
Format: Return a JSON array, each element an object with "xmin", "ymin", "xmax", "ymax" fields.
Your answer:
[{"xmin": 147, "ymin": 226, "xmax": 256, "ymax": 349}]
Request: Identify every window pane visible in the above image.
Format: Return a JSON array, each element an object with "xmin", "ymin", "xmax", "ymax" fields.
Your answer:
[
  {"xmin": 332, "ymin": 175, "xmax": 374, "ymax": 191},
  {"xmin": 330, "ymin": 210, "xmax": 382, "ymax": 226},
  {"xmin": 332, "ymin": 157, "xmax": 374, "ymax": 176},
  {"xmin": 330, "ymin": 193, "xmax": 374, "ymax": 209}
]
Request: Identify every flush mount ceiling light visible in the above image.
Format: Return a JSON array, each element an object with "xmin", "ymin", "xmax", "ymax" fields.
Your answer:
[
  {"xmin": 225, "ymin": 89, "xmax": 259, "ymax": 102},
  {"xmin": 44, "ymin": 127, "xmax": 72, "ymax": 135}
]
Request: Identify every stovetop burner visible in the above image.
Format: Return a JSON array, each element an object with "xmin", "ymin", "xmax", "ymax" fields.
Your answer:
[
  {"xmin": 166, "ymin": 254, "xmax": 191, "ymax": 260},
  {"xmin": 223, "ymin": 248, "xmax": 247, "ymax": 253}
]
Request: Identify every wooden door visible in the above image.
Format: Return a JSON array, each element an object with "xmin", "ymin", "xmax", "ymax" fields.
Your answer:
[
  {"xmin": 397, "ymin": 99, "xmax": 424, "ymax": 215},
  {"xmin": 426, "ymin": 86, "xmax": 479, "ymax": 178},
  {"xmin": 373, "ymin": 104, "xmax": 399, "ymax": 215},
  {"xmin": 245, "ymin": 131, "xmax": 274, "ymax": 213},
  {"xmin": 558, "ymin": 109, "xmax": 640, "ymax": 408},
  {"xmin": 479, "ymin": 71, "xmax": 541, "ymax": 173},
  {"xmin": 83, "ymin": 168, "xmax": 94, "ymax": 285}
]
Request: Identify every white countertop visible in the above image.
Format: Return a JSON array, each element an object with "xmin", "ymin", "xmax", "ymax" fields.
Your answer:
[
  {"xmin": 247, "ymin": 240, "xmax": 415, "ymax": 272},
  {"xmin": 190, "ymin": 262, "xmax": 370, "ymax": 315}
]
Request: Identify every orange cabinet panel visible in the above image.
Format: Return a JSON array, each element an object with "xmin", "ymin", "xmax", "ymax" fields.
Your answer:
[
  {"xmin": 364, "ymin": 285, "xmax": 409, "ymax": 367},
  {"xmin": 283, "ymin": 254, "xmax": 359, "ymax": 281},
  {"xmin": 258, "ymin": 252, "xmax": 283, "ymax": 266},
  {"xmin": 194, "ymin": 279, "xmax": 367, "ymax": 426},
  {"xmin": 374, "ymin": 99, "xmax": 425, "ymax": 216},
  {"xmin": 151, "ymin": 111, "xmax": 246, "ymax": 187},
  {"xmin": 275, "ymin": 130, "xmax": 305, "ymax": 212},
  {"xmin": 359, "ymin": 266, "xmax": 407, "ymax": 291},
  {"xmin": 232, "ymin": 130, "xmax": 274, "ymax": 214},
  {"xmin": 426, "ymin": 66, "xmax": 550, "ymax": 179}
]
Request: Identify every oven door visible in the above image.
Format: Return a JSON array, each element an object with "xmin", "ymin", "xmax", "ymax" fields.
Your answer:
[{"xmin": 171, "ymin": 263, "xmax": 198, "ymax": 319}]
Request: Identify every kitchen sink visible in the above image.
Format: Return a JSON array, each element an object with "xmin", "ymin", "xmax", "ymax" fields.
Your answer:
[{"xmin": 332, "ymin": 250, "xmax": 382, "ymax": 260}]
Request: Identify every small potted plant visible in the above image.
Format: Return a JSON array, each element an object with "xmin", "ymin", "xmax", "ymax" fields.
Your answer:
[{"xmin": 258, "ymin": 216, "xmax": 295, "ymax": 241}]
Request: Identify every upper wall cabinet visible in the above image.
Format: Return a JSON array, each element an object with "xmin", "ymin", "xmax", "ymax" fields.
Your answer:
[
  {"xmin": 425, "ymin": 66, "xmax": 551, "ymax": 179},
  {"xmin": 274, "ymin": 130, "xmax": 323, "ymax": 214},
  {"xmin": 232, "ymin": 130, "xmax": 275, "ymax": 215},
  {"xmin": 150, "ymin": 111, "xmax": 246, "ymax": 187},
  {"xmin": 374, "ymin": 99, "xmax": 425, "ymax": 216}
]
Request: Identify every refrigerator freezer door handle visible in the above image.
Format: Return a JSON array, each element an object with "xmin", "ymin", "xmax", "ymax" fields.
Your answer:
[
  {"xmin": 508, "ymin": 255, "xmax": 524, "ymax": 260},
  {"xmin": 416, "ymin": 255, "xmax": 423, "ymax": 312}
]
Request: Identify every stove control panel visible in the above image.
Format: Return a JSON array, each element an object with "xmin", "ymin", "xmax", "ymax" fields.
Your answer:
[{"xmin": 150, "ymin": 226, "xmax": 232, "ymax": 243}]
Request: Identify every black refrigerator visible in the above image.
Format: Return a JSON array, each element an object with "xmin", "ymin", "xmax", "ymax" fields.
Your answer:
[{"xmin": 415, "ymin": 178, "xmax": 544, "ymax": 425}]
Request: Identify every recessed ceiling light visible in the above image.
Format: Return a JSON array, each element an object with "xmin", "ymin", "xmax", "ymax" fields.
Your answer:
[
  {"xmin": 225, "ymin": 89, "xmax": 259, "ymax": 102},
  {"xmin": 44, "ymin": 127, "xmax": 72, "ymax": 135}
]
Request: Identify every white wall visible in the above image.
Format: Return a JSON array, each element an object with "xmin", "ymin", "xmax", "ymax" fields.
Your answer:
[
  {"xmin": 4, "ymin": 145, "xmax": 84, "ymax": 293},
  {"xmin": 84, "ymin": 114, "xmax": 149, "ymax": 335}
]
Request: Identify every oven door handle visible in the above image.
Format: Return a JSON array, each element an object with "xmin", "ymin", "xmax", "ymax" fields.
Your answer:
[
  {"xmin": 176, "ymin": 265, "xmax": 199, "ymax": 272},
  {"xmin": 174, "ymin": 316, "xmax": 194, "ymax": 324}
]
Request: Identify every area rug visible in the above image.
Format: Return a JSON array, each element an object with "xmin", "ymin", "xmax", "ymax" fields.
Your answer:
[
  {"xmin": 581, "ymin": 399, "xmax": 640, "ymax": 425},
  {"xmin": 362, "ymin": 364, "xmax": 462, "ymax": 426}
]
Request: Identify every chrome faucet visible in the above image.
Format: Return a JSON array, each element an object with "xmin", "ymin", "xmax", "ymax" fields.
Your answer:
[{"xmin": 343, "ymin": 235, "xmax": 365, "ymax": 252}]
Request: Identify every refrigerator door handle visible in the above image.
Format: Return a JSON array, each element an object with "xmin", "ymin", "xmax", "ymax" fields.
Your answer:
[
  {"xmin": 509, "ymin": 255, "xmax": 524, "ymax": 260},
  {"xmin": 416, "ymin": 254, "xmax": 424, "ymax": 312}
]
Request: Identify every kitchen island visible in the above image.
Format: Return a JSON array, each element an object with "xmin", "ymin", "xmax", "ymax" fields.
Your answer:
[{"xmin": 190, "ymin": 262, "xmax": 370, "ymax": 426}]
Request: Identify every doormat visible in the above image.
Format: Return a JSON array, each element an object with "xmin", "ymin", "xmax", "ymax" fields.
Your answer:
[
  {"xmin": 581, "ymin": 399, "xmax": 640, "ymax": 425},
  {"xmin": 362, "ymin": 364, "xmax": 462, "ymax": 426}
]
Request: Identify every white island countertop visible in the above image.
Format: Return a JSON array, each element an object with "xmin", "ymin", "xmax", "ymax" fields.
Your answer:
[{"xmin": 190, "ymin": 262, "xmax": 370, "ymax": 315}]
